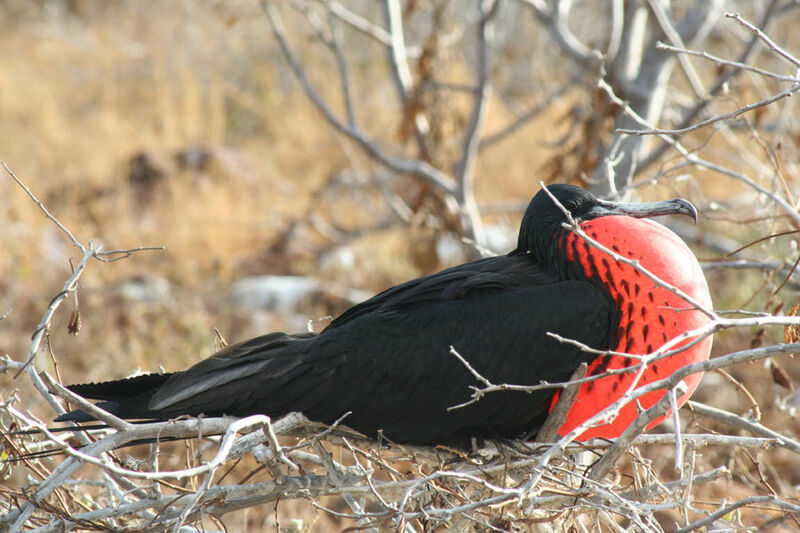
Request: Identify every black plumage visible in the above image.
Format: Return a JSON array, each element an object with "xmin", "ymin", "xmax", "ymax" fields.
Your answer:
[{"xmin": 58, "ymin": 185, "xmax": 695, "ymax": 444}]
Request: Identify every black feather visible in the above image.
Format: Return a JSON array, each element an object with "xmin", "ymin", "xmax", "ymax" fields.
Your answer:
[{"xmin": 56, "ymin": 185, "xmax": 632, "ymax": 445}]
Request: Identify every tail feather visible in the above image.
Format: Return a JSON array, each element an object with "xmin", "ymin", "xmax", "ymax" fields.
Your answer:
[
  {"xmin": 55, "ymin": 373, "xmax": 174, "ymax": 422},
  {"xmin": 54, "ymin": 332, "xmax": 316, "ymax": 423},
  {"xmin": 67, "ymin": 373, "xmax": 173, "ymax": 401}
]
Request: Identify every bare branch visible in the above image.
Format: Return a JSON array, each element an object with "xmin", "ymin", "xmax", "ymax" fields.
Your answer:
[
  {"xmin": 638, "ymin": 0, "xmax": 783, "ymax": 170},
  {"xmin": 656, "ymin": 41, "xmax": 800, "ymax": 83},
  {"xmin": 262, "ymin": 2, "xmax": 457, "ymax": 195},
  {"xmin": 455, "ymin": 0, "xmax": 500, "ymax": 246},
  {"xmin": 14, "ymin": 244, "xmax": 99, "ymax": 379},
  {"xmin": 382, "ymin": 0, "xmax": 429, "ymax": 141},
  {"xmin": 95, "ymin": 246, "xmax": 165, "ymax": 262},
  {"xmin": 726, "ymin": 11, "xmax": 800, "ymax": 70},
  {"xmin": 534, "ymin": 363, "xmax": 588, "ymax": 443},
  {"xmin": 676, "ymin": 495, "xmax": 800, "ymax": 533},
  {"xmin": 3, "ymin": 161, "xmax": 84, "ymax": 253},
  {"xmin": 646, "ymin": 0, "xmax": 707, "ymax": 98},
  {"xmin": 325, "ymin": 1, "xmax": 393, "ymax": 48},
  {"xmin": 597, "ymin": 77, "xmax": 800, "ymax": 227},
  {"xmin": 327, "ymin": 9, "xmax": 357, "ymax": 127},
  {"xmin": 520, "ymin": 0, "xmax": 594, "ymax": 66},
  {"xmin": 688, "ymin": 401, "xmax": 800, "ymax": 454},
  {"xmin": 616, "ymin": 82, "xmax": 800, "ymax": 136},
  {"xmin": 589, "ymin": 390, "xmax": 673, "ymax": 481}
]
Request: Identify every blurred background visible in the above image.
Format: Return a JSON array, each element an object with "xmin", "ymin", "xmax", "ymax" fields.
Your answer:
[{"xmin": 3, "ymin": 0, "xmax": 800, "ymax": 530}]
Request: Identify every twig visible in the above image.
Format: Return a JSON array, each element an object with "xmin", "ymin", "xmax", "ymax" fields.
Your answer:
[
  {"xmin": 534, "ymin": 363, "xmax": 588, "ymax": 443},
  {"xmin": 262, "ymin": 1, "xmax": 457, "ymax": 195},
  {"xmin": 519, "ymin": 0, "xmax": 593, "ymax": 66},
  {"xmin": 453, "ymin": 0, "xmax": 499, "ymax": 245},
  {"xmin": 688, "ymin": 401, "xmax": 800, "ymax": 454},
  {"xmin": 95, "ymin": 246, "xmax": 164, "ymax": 262},
  {"xmin": 2, "ymin": 162, "xmax": 84, "ymax": 252},
  {"xmin": 324, "ymin": 1, "xmax": 393, "ymax": 48},
  {"xmin": 16, "ymin": 246, "xmax": 96, "ymax": 367},
  {"xmin": 676, "ymin": 495, "xmax": 800, "ymax": 533},
  {"xmin": 616, "ymin": 82, "xmax": 800, "ymax": 136},
  {"xmin": 715, "ymin": 368, "xmax": 761, "ymax": 421},
  {"xmin": 42, "ymin": 374, "xmax": 131, "ymax": 431},
  {"xmin": 452, "ymin": 314, "xmax": 800, "ymax": 410},
  {"xmin": 656, "ymin": 41, "xmax": 799, "ymax": 83},
  {"xmin": 646, "ymin": 0, "xmax": 706, "ymax": 98},
  {"xmin": 597, "ymin": 77, "xmax": 800, "ymax": 227},
  {"xmin": 382, "ymin": 0, "xmax": 429, "ymax": 146},
  {"xmin": 588, "ymin": 391, "xmax": 673, "ymax": 481},
  {"xmin": 638, "ymin": 0, "xmax": 783, "ymax": 170},
  {"xmin": 669, "ymin": 385, "xmax": 684, "ymax": 473},
  {"xmin": 725, "ymin": 12, "xmax": 800, "ymax": 70}
]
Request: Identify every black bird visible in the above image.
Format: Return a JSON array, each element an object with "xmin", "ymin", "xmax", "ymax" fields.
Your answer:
[{"xmin": 58, "ymin": 185, "xmax": 711, "ymax": 444}]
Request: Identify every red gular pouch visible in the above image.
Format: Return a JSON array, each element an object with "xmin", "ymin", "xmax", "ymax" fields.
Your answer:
[{"xmin": 554, "ymin": 216, "xmax": 713, "ymax": 440}]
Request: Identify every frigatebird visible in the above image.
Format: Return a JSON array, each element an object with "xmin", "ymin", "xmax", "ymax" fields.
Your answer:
[{"xmin": 57, "ymin": 185, "xmax": 713, "ymax": 444}]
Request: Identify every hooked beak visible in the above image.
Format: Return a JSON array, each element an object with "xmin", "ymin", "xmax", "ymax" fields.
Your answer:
[{"xmin": 589, "ymin": 197, "xmax": 698, "ymax": 223}]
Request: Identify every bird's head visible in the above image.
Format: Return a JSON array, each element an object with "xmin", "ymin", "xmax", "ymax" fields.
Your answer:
[{"xmin": 513, "ymin": 184, "xmax": 697, "ymax": 260}]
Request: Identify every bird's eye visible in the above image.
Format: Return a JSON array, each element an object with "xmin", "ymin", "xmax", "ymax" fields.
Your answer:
[{"xmin": 569, "ymin": 202, "xmax": 589, "ymax": 217}]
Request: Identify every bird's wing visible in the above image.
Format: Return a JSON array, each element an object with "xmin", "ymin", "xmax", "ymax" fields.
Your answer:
[
  {"xmin": 147, "ymin": 256, "xmax": 552, "ymax": 416},
  {"xmin": 147, "ymin": 256, "xmax": 617, "ymax": 443},
  {"xmin": 306, "ymin": 280, "xmax": 617, "ymax": 443},
  {"xmin": 146, "ymin": 332, "xmax": 316, "ymax": 413},
  {"xmin": 326, "ymin": 255, "xmax": 557, "ymax": 328}
]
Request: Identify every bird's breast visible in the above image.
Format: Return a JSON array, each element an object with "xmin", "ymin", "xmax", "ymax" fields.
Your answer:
[{"xmin": 556, "ymin": 216, "xmax": 713, "ymax": 440}]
